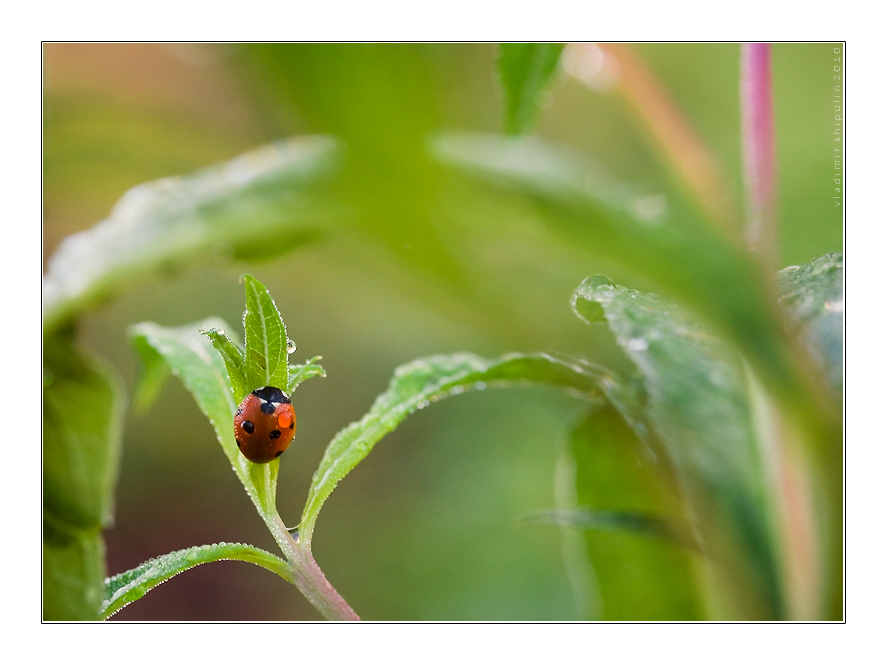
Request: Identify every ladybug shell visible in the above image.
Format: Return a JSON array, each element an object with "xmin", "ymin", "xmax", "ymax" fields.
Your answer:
[{"xmin": 234, "ymin": 386, "xmax": 296, "ymax": 464}]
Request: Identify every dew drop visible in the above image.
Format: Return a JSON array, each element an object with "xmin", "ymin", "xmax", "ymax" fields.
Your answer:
[
  {"xmin": 584, "ymin": 274, "xmax": 615, "ymax": 290},
  {"xmin": 286, "ymin": 339, "xmax": 297, "ymax": 354},
  {"xmin": 627, "ymin": 338, "xmax": 649, "ymax": 351},
  {"xmin": 475, "ymin": 381, "xmax": 487, "ymax": 391}
]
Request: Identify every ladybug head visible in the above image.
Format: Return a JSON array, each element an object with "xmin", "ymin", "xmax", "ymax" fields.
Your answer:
[{"xmin": 252, "ymin": 386, "xmax": 291, "ymax": 405}]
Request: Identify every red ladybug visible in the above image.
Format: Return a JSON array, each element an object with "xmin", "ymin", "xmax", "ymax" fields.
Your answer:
[{"xmin": 233, "ymin": 386, "xmax": 297, "ymax": 463}]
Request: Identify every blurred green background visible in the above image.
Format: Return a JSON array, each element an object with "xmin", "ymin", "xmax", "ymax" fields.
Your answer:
[{"xmin": 43, "ymin": 43, "xmax": 841, "ymax": 620}]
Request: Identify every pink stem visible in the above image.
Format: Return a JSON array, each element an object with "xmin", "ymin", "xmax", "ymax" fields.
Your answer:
[
  {"xmin": 289, "ymin": 543, "xmax": 361, "ymax": 621},
  {"xmin": 741, "ymin": 43, "xmax": 778, "ymax": 265}
]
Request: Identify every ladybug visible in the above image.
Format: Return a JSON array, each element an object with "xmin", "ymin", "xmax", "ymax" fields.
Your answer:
[{"xmin": 233, "ymin": 386, "xmax": 296, "ymax": 463}]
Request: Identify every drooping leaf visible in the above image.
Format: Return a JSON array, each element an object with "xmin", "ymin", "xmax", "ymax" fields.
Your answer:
[
  {"xmin": 300, "ymin": 351, "xmax": 607, "ymax": 546},
  {"xmin": 572, "ymin": 277, "xmax": 784, "ymax": 619},
  {"xmin": 101, "ymin": 543, "xmax": 292, "ymax": 619},
  {"xmin": 498, "ymin": 43, "xmax": 566, "ymax": 135},
  {"xmin": 777, "ymin": 252, "xmax": 843, "ymax": 396},
  {"xmin": 43, "ymin": 135, "xmax": 343, "ymax": 333},
  {"xmin": 43, "ymin": 337, "xmax": 126, "ymax": 619},
  {"xmin": 242, "ymin": 275, "xmax": 290, "ymax": 392}
]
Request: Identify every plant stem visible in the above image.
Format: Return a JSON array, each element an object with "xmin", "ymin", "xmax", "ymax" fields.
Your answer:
[
  {"xmin": 740, "ymin": 43, "xmax": 778, "ymax": 268},
  {"xmin": 288, "ymin": 542, "xmax": 361, "ymax": 621},
  {"xmin": 252, "ymin": 464, "xmax": 359, "ymax": 620},
  {"xmin": 268, "ymin": 513, "xmax": 361, "ymax": 621}
]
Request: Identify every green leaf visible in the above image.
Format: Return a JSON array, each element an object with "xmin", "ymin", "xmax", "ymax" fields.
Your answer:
[
  {"xmin": 549, "ymin": 406, "xmax": 703, "ymax": 620},
  {"xmin": 300, "ymin": 351, "xmax": 606, "ymax": 546},
  {"xmin": 42, "ymin": 337, "xmax": 126, "ymax": 619},
  {"xmin": 130, "ymin": 332, "xmax": 171, "ymax": 413},
  {"xmin": 572, "ymin": 277, "xmax": 784, "ymax": 619},
  {"xmin": 242, "ymin": 274, "xmax": 289, "ymax": 392},
  {"xmin": 777, "ymin": 252, "xmax": 843, "ymax": 396},
  {"xmin": 129, "ymin": 318, "xmax": 281, "ymax": 530},
  {"xmin": 201, "ymin": 327, "xmax": 249, "ymax": 402},
  {"xmin": 288, "ymin": 356, "xmax": 326, "ymax": 394},
  {"xmin": 498, "ymin": 43, "xmax": 565, "ymax": 135},
  {"xmin": 43, "ymin": 135, "xmax": 343, "ymax": 333},
  {"xmin": 101, "ymin": 542, "xmax": 292, "ymax": 619}
]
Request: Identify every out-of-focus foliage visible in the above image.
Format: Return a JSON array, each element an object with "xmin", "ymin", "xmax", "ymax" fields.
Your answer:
[
  {"xmin": 777, "ymin": 252, "xmax": 844, "ymax": 397},
  {"xmin": 43, "ymin": 136, "xmax": 342, "ymax": 333},
  {"xmin": 497, "ymin": 43, "xmax": 566, "ymax": 134},
  {"xmin": 43, "ymin": 335, "xmax": 125, "ymax": 620},
  {"xmin": 573, "ymin": 276, "xmax": 782, "ymax": 618},
  {"xmin": 42, "ymin": 43, "xmax": 842, "ymax": 620}
]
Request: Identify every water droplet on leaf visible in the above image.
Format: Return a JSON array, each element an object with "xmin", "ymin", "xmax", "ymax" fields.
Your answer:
[
  {"xmin": 584, "ymin": 274, "xmax": 615, "ymax": 290},
  {"xmin": 286, "ymin": 339, "xmax": 297, "ymax": 354}
]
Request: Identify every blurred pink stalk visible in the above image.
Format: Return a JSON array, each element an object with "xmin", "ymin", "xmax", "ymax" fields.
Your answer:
[
  {"xmin": 743, "ymin": 45, "xmax": 826, "ymax": 618},
  {"xmin": 741, "ymin": 43, "xmax": 778, "ymax": 265},
  {"xmin": 579, "ymin": 43, "xmax": 740, "ymax": 233}
]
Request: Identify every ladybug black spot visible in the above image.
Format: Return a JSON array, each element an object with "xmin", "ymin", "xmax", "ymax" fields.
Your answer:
[
  {"xmin": 260, "ymin": 402, "xmax": 275, "ymax": 415},
  {"xmin": 289, "ymin": 421, "xmax": 295, "ymax": 430},
  {"xmin": 243, "ymin": 421, "xmax": 255, "ymax": 434},
  {"xmin": 235, "ymin": 437, "xmax": 243, "ymax": 448},
  {"xmin": 275, "ymin": 450, "xmax": 284, "ymax": 458},
  {"xmin": 269, "ymin": 430, "xmax": 281, "ymax": 439}
]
